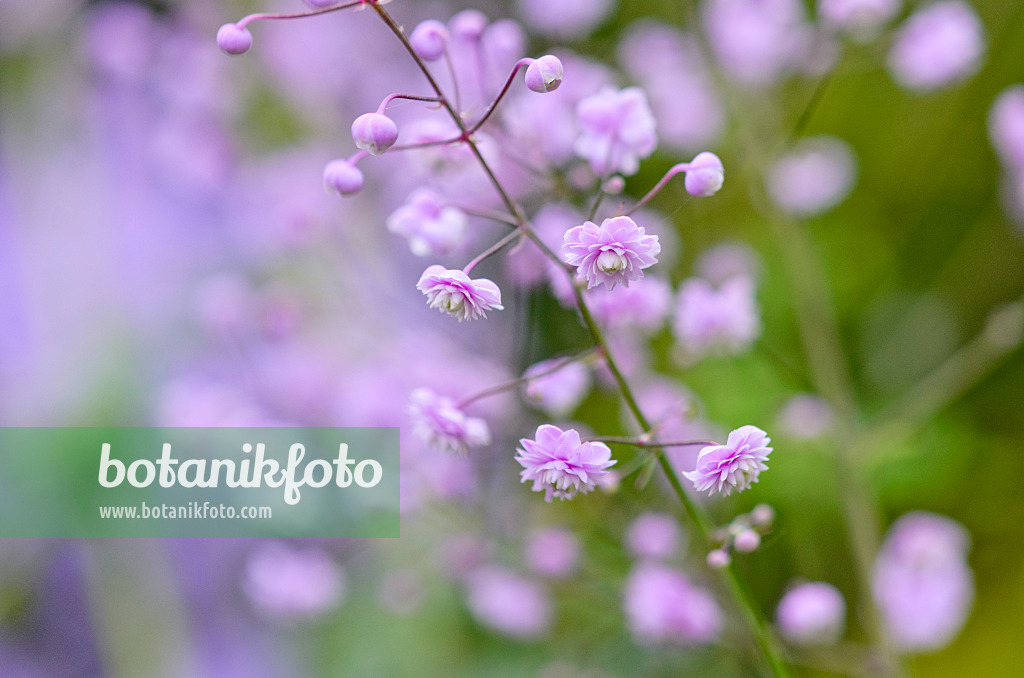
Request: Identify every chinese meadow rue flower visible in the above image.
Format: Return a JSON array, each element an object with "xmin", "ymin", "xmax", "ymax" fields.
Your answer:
[
  {"xmin": 243, "ymin": 542, "xmax": 345, "ymax": 620},
  {"xmin": 776, "ymin": 581, "xmax": 847, "ymax": 646},
  {"xmin": 766, "ymin": 136, "xmax": 857, "ymax": 216},
  {"xmin": 517, "ymin": 0, "xmax": 614, "ymax": 39},
  {"xmin": 683, "ymin": 152, "xmax": 726, "ymax": 197},
  {"xmin": 563, "ymin": 216, "xmax": 660, "ymax": 291},
  {"xmin": 465, "ymin": 566, "xmax": 552, "ymax": 639},
  {"xmin": 410, "ymin": 20, "xmax": 448, "ymax": 61},
  {"xmin": 625, "ymin": 512, "xmax": 683, "ymax": 561},
  {"xmin": 776, "ymin": 393, "xmax": 836, "ymax": 440},
  {"xmin": 872, "ymin": 512, "xmax": 974, "ymax": 653},
  {"xmin": 584, "ymin": 276, "xmax": 672, "ymax": 332},
  {"xmin": 683, "ymin": 425, "xmax": 772, "ymax": 497},
  {"xmin": 989, "ymin": 85, "xmax": 1024, "ymax": 171},
  {"xmin": 407, "ymin": 387, "xmax": 490, "ymax": 455},
  {"xmin": 574, "ymin": 86, "xmax": 657, "ymax": 176},
  {"xmin": 417, "ymin": 265, "xmax": 503, "ymax": 321},
  {"xmin": 818, "ymin": 0, "xmax": 902, "ymax": 41},
  {"xmin": 522, "ymin": 358, "xmax": 591, "ymax": 418},
  {"xmin": 702, "ymin": 0, "xmax": 808, "ymax": 86},
  {"xmin": 515, "ymin": 425, "xmax": 615, "ymax": 502},
  {"xmin": 624, "ymin": 564, "xmax": 723, "ymax": 645},
  {"xmin": 524, "ymin": 528, "xmax": 581, "ymax": 578},
  {"xmin": 387, "ymin": 189, "xmax": 468, "ymax": 257},
  {"xmin": 674, "ymin": 275, "xmax": 761, "ymax": 356},
  {"xmin": 887, "ymin": 1, "xmax": 985, "ymax": 92}
]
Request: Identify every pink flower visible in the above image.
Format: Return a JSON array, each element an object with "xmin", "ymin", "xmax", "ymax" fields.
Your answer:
[
  {"xmin": 408, "ymin": 387, "xmax": 490, "ymax": 455},
  {"xmin": 887, "ymin": 1, "xmax": 985, "ymax": 92},
  {"xmin": 243, "ymin": 542, "xmax": 345, "ymax": 621},
  {"xmin": 872, "ymin": 512, "xmax": 974, "ymax": 653},
  {"xmin": 387, "ymin": 189, "xmax": 468, "ymax": 257},
  {"xmin": 516, "ymin": 425, "xmax": 615, "ymax": 502},
  {"xmin": 563, "ymin": 216, "xmax": 660, "ymax": 291},
  {"xmin": 776, "ymin": 581, "xmax": 847, "ymax": 646},
  {"xmin": 524, "ymin": 527, "xmax": 582, "ymax": 578},
  {"xmin": 673, "ymin": 275, "xmax": 760, "ymax": 357},
  {"xmin": 625, "ymin": 512, "xmax": 683, "ymax": 561},
  {"xmin": 683, "ymin": 425, "xmax": 772, "ymax": 496},
  {"xmin": 522, "ymin": 358, "xmax": 592, "ymax": 418},
  {"xmin": 417, "ymin": 265, "xmax": 504, "ymax": 321},
  {"xmin": 624, "ymin": 563, "xmax": 723, "ymax": 645},
  {"xmin": 584, "ymin": 276, "xmax": 672, "ymax": 332},
  {"xmin": 465, "ymin": 566, "xmax": 552, "ymax": 639},
  {"xmin": 574, "ymin": 86, "xmax": 657, "ymax": 176}
]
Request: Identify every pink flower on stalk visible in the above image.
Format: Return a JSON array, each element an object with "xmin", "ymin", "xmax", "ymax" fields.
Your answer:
[
  {"xmin": 516, "ymin": 425, "xmax": 615, "ymax": 502},
  {"xmin": 683, "ymin": 425, "xmax": 772, "ymax": 497},
  {"xmin": 563, "ymin": 216, "xmax": 660, "ymax": 291},
  {"xmin": 574, "ymin": 86, "xmax": 657, "ymax": 176},
  {"xmin": 417, "ymin": 265, "xmax": 503, "ymax": 321},
  {"xmin": 408, "ymin": 387, "xmax": 490, "ymax": 455}
]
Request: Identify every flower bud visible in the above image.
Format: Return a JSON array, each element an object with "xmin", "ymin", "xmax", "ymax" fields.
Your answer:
[
  {"xmin": 410, "ymin": 20, "xmax": 448, "ymax": 61},
  {"xmin": 351, "ymin": 113, "xmax": 399, "ymax": 155},
  {"xmin": 525, "ymin": 55, "xmax": 564, "ymax": 93},
  {"xmin": 323, "ymin": 159, "xmax": 364, "ymax": 198},
  {"xmin": 751, "ymin": 503, "xmax": 775, "ymax": 527},
  {"xmin": 734, "ymin": 529, "xmax": 761, "ymax": 553},
  {"xmin": 706, "ymin": 549, "xmax": 731, "ymax": 569},
  {"xmin": 216, "ymin": 23, "xmax": 253, "ymax": 56},
  {"xmin": 450, "ymin": 10, "xmax": 488, "ymax": 41},
  {"xmin": 684, "ymin": 152, "xmax": 725, "ymax": 197}
]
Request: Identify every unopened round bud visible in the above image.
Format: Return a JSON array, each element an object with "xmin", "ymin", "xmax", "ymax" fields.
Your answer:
[
  {"xmin": 684, "ymin": 151, "xmax": 725, "ymax": 197},
  {"xmin": 734, "ymin": 529, "xmax": 762, "ymax": 553},
  {"xmin": 323, "ymin": 160, "xmax": 364, "ymax": 198},
  {"xmin": 707, "ymin": 548, "xmax": 731, "ymax": 569},
  {"xmin": 450, "ymin": 9, "xmax": 488, "ymax": 41},
  {"xmin": 525, "ymin": 55, "xmax": 564, "ymax": 93},
  {"xmin": 602, "ymin": 176, "xmax": 626, "ymax": 195},
  {"xmin": 751, "ymin": 503, "xmax": 775, "ymax": 527},
  {"xmin": 351, "ymin": 113, "xmax": 399, "ymax": 155},
  {"xmin": 216, "ymin": 23, "xmax": 253, "ymax": 56},
  {"xmin": 410, "ymin": 20, "xmax": 448, "ymax": 61}
]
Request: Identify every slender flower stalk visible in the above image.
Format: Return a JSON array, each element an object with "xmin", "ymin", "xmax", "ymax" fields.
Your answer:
[{"xmin": 457, "ymin": 349, "xmax": 597, "ymax": 408}]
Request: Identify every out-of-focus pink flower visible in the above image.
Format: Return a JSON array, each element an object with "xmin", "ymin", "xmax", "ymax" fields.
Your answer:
[
  {"xmin": 624, "ymin": 564, "xmax": 723, "ymax": 645},
  {"xmin": 465, "ymin": 566, "xmax": 552, "ymax": 639},
  {"xmin": 776, "ymin": 581, "xmax": 847, "ymax": 645},
  {"xmin": 776, "ymin": 394, "xmax": 836, "ymax": 440},
  {"xmin": 243, "ymin": 542, "xmax": 345, "ymax": 621},
  {"xmin": 517, "ymin": 0, "xmax": 614, "ymax": 39},
  {"xmin": 563, "ymin": 216, "xmax": 660, "ymax": 290},
  {"xmin": 765, "ymin": 136, "xmax": 857, "ymax": 216},
  {"xmin": 695, "ymin": 241, "xmax": 761, "ymax": 286},
  {"xmin": 888, "ymin": 1, "xmax": 985, "ymax": 92},
  {"xmin": 990, "ymin": 85, "xmax": 1024, "ymax": 171},
  {"xmin": 584, "ymin": 276, "xmax": 672, "ymax": 332},
  {"xmin": 407, "ymin": 387, "xmax": 490, "ymax": 455},
  {"xmin": 387, "ymin": 189, "xmax": 468, "ymax": 257},
  {"xmin": 625, "ymin": 512, "xmax": 683, "ymax": 561},
  {"xmin": 516, "ymin": 425, "xmax": 616, "ymax": 502},
  {"xmin": 683, "ymin": 425, "xmax": 772, "ymax": 497},
  {"xmin": 873, "ymin": 512, "xmax": 974, "ymax": 653},
  {"xmin": 617, "ymin": 21, "xmax": 725, "ymax": 151},
  {"xmin": 574, "ymin": 87, "xmax": 658, "ymax": 176},
  {"xmin": 818, "ymin": 0, "xmax": 902, "ymax": 41},
  {"xmin": 522, "ymin": 358, "xmax": 592, "ymax": 418},
  {"xmin": 524, "ymin": 528, "xmax": 582, "ymax": 578},
  {"xmin": 673, "ymin": 276, "xmax": 761, "ymax": 357},
  {"xmin": 702, "ymin": 0, "xmax": 808, "ymax": 86}
]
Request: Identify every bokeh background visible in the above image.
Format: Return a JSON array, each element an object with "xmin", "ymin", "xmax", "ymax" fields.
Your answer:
[{"xmin": 0, "ymin": 0, "xmax": 1022, "ymax": 676}]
